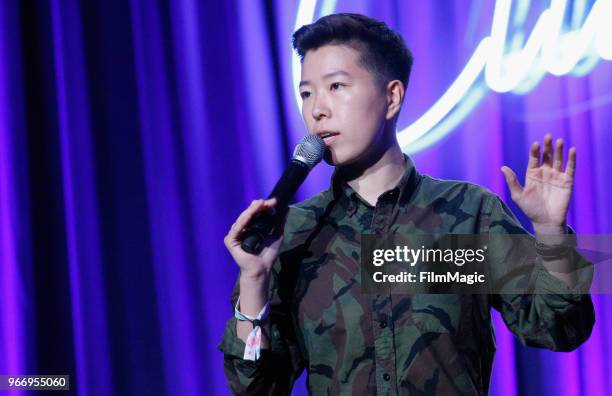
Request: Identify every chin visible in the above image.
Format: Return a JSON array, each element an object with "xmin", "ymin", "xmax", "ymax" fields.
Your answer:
[
  {"xmin": 323, "ymin": 148, "xmax": 346, "ymax": 166},
  {"xmin": 324, "ymin": 148, "xmax": 359, "ymax": 168},
  {"xmin": 323, "ymin": 149, "xmax": 336, "ymax": 165}
]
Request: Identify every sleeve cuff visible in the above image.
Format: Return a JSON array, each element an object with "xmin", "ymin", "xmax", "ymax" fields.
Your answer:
[
  {"xmin": 533, "ymin": 225, "xmax": 593, "ymax": 295},
  {"xmin": 218, "ymin": 317, "xmax": 251, "ymax": 359},
  {"xmin": 533, "ymin": 257, "xmax": 593, "ymax": 304},
  {"xmin": 217, "ymin": 315, "xmax": 286, "ymax": 359}
]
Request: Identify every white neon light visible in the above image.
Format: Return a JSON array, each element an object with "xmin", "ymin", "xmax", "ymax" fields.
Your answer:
[
  {"xmin": 320, "ymin": 0, "xmax": 338, "ymax": 18},
  {"xmin": 293, "ymin": 0, "xmax": 612, "ymax": 154},
  {"xmin": 595, "ymin": 0, "xmax": 612, "ymax": 59},
  {"xmin": 292, "ymin": 0, "xmax": 317, "ymax": 108},
  {"xmin": 398, "ymin": 39, "xmax": 491, "ymax": 148}
]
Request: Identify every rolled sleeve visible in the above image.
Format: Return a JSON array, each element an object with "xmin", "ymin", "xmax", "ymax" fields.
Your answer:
[
  {"xmin": 483, "ymin": 194, "xmax": 595, "ymax": 352},
  {"xmin": 218, "ymin": 258, "xmax": 306, "ymax": 394}
]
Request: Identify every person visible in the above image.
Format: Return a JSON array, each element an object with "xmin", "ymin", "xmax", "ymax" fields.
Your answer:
[{"xmin": 218, "ymin": 13, "xmax": 594, "ymax": 395}]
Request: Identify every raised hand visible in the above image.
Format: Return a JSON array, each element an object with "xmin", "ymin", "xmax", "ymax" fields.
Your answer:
[{"xmin": 501, "ymin": 134, "xmax": 576, "ymax": 233}]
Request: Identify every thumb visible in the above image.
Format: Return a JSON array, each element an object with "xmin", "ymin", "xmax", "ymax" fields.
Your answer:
[
  {"xmin": 261, "ymin": 235, "xmax": 283, "ymax": 263},
  {"xmin": 501, "ymin": 166, "xmax": 523, "ymax": 202}
]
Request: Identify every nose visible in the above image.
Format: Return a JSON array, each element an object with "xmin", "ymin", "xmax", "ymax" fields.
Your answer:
[{"xmin": 311, "ymin": 93, "xmax": 330, "ymax": 121}]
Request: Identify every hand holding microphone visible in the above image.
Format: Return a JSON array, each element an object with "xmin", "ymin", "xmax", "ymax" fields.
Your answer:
[
  {"xmin": 224, "ymin": 134, "xmax": 326, "ymax": 278},
  {"xmin": 239, "ymin": 134, "xmax": 325, "ymax": 254},
  {"xmin": 224, "ymin": 197, "xmax": 283, "ymax": 280}
]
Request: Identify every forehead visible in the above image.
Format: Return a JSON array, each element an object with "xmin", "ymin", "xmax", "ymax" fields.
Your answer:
[{"xmin": 301, "ymin": 44, "xmax": 368, "ymax": 79}]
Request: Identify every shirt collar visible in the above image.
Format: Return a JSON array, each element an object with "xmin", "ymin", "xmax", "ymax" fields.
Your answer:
[{"xmin": 329, "ymin": 154, "xmax": 420, "ymax": 207}]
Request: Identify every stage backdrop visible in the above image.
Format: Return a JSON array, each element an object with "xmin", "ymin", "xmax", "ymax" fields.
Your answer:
[{"xmin": 1, "ymin": 0, "xmax": 611, "ymax": 395}]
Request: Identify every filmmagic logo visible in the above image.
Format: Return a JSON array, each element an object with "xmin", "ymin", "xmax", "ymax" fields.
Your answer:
[
  {"xmin": 294, "ymin": 0, "xmax": 612, "ymax": 153},
  {"xmin": 372, "ymin": 271, "xmax": 486, "ymax": 286}
]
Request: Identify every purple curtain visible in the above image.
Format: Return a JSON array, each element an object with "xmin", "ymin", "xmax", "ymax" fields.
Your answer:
[{"xmin": 0, "ymin": 1, "xmax": 610, "ymax": 395}]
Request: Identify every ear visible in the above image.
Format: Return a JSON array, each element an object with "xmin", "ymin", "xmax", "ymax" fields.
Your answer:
[{"xmin": 385, "ymin": 80, "xmax": 405, "ymax": 120}]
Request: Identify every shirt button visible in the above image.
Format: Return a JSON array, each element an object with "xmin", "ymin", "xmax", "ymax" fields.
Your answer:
[
  {"xmin": 379, "ymin": 320, "xmax": 387, "ymax": 328},
  {"xmin": 383, "ymin": 373, "xmax": 391, "ymax": 381}
]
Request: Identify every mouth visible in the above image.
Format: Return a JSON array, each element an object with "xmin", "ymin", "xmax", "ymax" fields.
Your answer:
[{"xmin": 317, "ymin": 131, "xmax": 340, "ymax": 146}]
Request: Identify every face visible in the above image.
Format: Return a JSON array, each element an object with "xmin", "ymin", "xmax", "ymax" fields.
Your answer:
[{"xmin": 299, "ymin": 45, "xmax": 391, "ymax": 166}]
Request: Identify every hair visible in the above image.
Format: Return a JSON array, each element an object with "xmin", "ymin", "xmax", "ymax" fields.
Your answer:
[{"xmin": 292, "ymin": 13, "xmax": 413, "ymax": 90}]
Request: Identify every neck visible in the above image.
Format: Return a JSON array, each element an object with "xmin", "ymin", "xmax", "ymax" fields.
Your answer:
[{"xmin": 338, "ymin": 139, "xmax": 406, "ymax": 206}]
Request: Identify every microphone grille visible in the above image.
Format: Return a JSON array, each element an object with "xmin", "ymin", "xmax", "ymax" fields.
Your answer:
[{"xmin": 292, "ymin": 135, "xmax": 326, "ymax": 168}]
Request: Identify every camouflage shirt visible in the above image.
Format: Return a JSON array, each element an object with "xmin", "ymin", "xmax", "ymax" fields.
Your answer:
[{"xmin": 218, "ymin": 155, "xmax": 594, "ymax": 395}]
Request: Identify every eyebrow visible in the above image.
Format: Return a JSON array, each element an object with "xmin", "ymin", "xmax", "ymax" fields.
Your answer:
[{"xmin": 299, "ymin": 70, "xmax": 352, "ymax": 88}]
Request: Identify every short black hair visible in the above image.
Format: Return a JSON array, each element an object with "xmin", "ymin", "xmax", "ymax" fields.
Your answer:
[{"xmin": 292, "ymin": 13, "xmax": 413, "ymax": 90}]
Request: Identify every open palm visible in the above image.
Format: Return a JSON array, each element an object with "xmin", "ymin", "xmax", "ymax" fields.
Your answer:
[{"xmin": 501, "ymin": 135, "xmax": 576, "ymax": 228}]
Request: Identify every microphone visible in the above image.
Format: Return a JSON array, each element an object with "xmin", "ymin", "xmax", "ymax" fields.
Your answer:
[{"xmin": 240, "ymin": 134, "xmax": 326, "ymax": 254}]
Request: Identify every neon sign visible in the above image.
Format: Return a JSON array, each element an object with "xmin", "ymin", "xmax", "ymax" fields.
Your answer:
[{"xmin": 293, "ymin": 0, "xmax": 612, "ymax": 154}]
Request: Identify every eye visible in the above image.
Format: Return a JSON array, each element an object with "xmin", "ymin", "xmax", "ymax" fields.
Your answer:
[
  {"xmin": 330, "ymin": 82, "xmax": 343, "ymax": 90},
  {"xmin": 300, "ymin": 91, "xmax": 311, "ymax": 99}
]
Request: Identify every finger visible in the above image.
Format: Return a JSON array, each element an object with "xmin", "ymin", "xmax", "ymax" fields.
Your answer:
[
  {"xmin": 565, "ymin": 147, "xmax": 577, "ymax": 178},
  {"xmin": 542, "ymin": 134, "xmax": 553, "ymax": 167},
  {"xmin": 261, "ymin": 235, "xmax": 284, "ymax": 262},
  {"xmin": 226, "ymin": 198, "xmax": 280, "ymax": 248},
  {"xmin": 501, "ymin": 166, "xmax": 524, "ymax": 202},
  {"xmin": 253, "ymin": 198, "xmax": 278, "ymax": 217},
  {"xmin": 264, "ymin": 197, "xmax": 277, "ymax": 207},
  {"xmin": 232, "ymin": 199, "xmax": 273, "ymax": 237},
  {"xmin": 232, "ymin": 198, "xmax": 279, "ymax": 236},
  {"xmin": 553, "ymin": 138, "xmax": 564, "ymax": 172},
  {"xmin": 527, "ymin": 142, "xmax": 540, "ymax": 169},
  {"xmin": 225, "ymin": 200, "xmax": 264, "ymax": 248},
  {"xmin": 233, "ymin": 199, "xmax": 264, "ymax": 229}
]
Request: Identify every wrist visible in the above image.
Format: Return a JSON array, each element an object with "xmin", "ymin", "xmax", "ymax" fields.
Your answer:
[
  {"xmin": 239, "ymin": 271, "xmax": 271, "ymax": 303},
  {"xmin": 533, "ymin": 222, "xmax": 572, "ymax": 247},
  {"xmin": 533, "ymin": 222, "xmax": 567, "ymax": 236},
  {"xmin": 237, "ymin": 275, "xmax": 270, "ymax": 318},
  {"xmin": 240, "ymin": 269, "xmax": 271, "ymax": 284}
]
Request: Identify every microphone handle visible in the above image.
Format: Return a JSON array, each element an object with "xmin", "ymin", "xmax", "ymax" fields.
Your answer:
[{"xmin": 240, "ymin": 160, "xmax": 310, "ymax": 254}]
